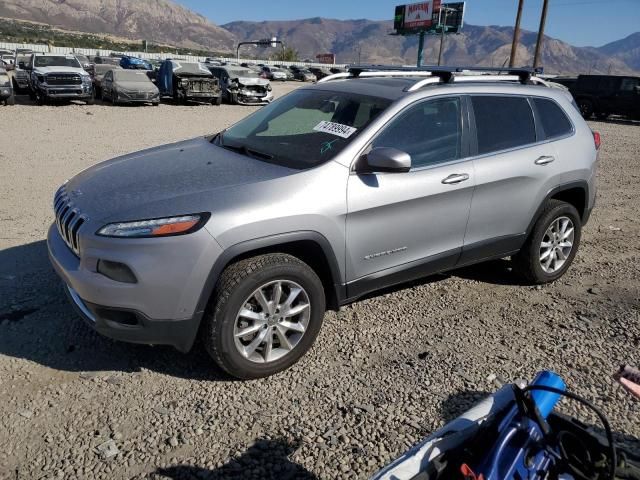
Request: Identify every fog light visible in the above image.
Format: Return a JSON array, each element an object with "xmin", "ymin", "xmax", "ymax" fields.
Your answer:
[{"xmin": 97, "ymin": 260, "xmax": 137, "ymax": 283}]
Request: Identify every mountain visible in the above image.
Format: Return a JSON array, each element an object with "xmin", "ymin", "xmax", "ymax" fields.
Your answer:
[
  {"xmin": 598, "ymin": 32, "xmax": 640, "ymax": 71},
  {"xmin": 0, "ymin": 0, "xmax": 235, "ymax": 52},
  {"xmin": 223, "ymin": 18, "xmax": 638, "ymax": 75},
  {"xmin": 0, "ymin": 0, "xmax": 637, "ymax": 75}
]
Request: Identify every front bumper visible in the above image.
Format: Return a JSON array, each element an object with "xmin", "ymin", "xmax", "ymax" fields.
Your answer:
[
  {"xmin": 42, "ymin": 85, "xmax": 93, "ymax": 99},
  {"xmin": 235, "ymin": 90, "xmax": 274, "ymax": 105},
  {"xmin": 47, "ymin": 223, "xmax": 222, "ymax": 351}
]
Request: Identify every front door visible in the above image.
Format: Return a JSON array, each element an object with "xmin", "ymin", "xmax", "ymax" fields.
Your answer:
[{"xmin": 345, "ymin": 96, "xmax": 474, "ymax": 298}]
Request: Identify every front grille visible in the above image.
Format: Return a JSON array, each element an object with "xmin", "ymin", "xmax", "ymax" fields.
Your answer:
[
  {"xmin": 54, "ymin": 186, "xmax": 87, "ymax": 257},
  {"xmin": 46, "ymin": 74, "xmax": 82, "ymax": 86},
  {"xmin": 245, "ymin": 85, "xmax": 266, "ymax": 95}
]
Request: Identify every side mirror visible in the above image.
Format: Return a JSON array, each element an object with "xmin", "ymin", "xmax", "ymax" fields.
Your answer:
[{"xmin": 359, "ymin": 147, "xmax": 411, "ymax": 173}]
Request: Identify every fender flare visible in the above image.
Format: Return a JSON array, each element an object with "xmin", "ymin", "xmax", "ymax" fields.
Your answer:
[
  {"xmin": 525, "ymin": 180, "xmax": 590, "ymax": 237},
  {"xmin": 193, "ymin": 231, "xmax": 345, "ymax": 319}
]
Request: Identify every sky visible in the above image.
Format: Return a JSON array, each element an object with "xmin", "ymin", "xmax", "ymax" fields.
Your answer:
[{"xmin": 177, "ymin": 0, "xmax": 640, "ymax": 47}]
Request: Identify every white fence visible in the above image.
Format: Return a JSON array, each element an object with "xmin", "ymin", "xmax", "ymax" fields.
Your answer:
[{"xmin": 0, "ymin": 41, "xmax": 346, "ymax": 69}]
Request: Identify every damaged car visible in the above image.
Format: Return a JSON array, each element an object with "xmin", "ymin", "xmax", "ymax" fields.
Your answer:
[
  {"xmin": 157, "ymin": 60, "xmax": 222, "ymax": 105},
  {"xmin": 208, "ymin": 65, "xmax": 273, "ymax": 105},
  {"xmin": 100, "ymin": 69, "xmax": 159, "ymax": 106}
]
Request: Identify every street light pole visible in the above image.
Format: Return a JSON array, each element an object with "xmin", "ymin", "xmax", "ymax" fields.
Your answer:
[
  {"xmin": 533, "ymin": 0, "xmax": 549, "ymax": 69},
  {"xmin": 417, "ymin": 31, "xmax": 425, "ymax": 67},
  {"xmin": 509, "ymin": 0, "xmax": 524, "ymax": 67}
]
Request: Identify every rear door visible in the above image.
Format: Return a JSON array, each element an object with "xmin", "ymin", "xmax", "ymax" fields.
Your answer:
[
  {"xmin": 616, "ymin": 77, "xmax": 640, "ymax": 116},
  {"xmin": 462, "ymin": 94, "xmax": 565, "ymax": 262}
]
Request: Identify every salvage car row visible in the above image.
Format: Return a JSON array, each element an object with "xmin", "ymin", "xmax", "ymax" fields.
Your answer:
[{"xmin": 0, "ymin": 51, "xmax": 306, "ymax": 106}]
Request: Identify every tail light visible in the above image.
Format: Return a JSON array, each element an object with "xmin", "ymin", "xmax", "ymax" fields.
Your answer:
[{"xmin": 593, "ymin": 131, "xmax": 601, "ymax": 150}]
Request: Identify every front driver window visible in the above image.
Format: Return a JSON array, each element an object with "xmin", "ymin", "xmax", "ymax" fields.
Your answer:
[{"xmin": 371, "ymin": 97, "xmax": 462, "ymax": 168}]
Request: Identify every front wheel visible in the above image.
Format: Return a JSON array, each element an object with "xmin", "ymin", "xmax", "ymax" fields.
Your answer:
[
  {"xmin": 512, "ymin": 200, "xmax": 582, "ymax": 284},
  {"xmin": 202, "ymin": 253, "xmax": 326, "ymax": 379},
  {"xmin": 6, "ymin": 95, "xmax": 15, "ymax": 106}
]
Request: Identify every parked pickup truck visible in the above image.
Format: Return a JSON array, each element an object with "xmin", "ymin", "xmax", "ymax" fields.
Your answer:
[
  {"xmin": 569, "ymin": 74, "xmax": 640, "ymax": 120},
  {"xmin": 157, "ymin": 60, "xmax": 221, "ymax": 105},
  {"xmin": 27, "ymin": 53, "xmax": 94, "ymax": 105}
]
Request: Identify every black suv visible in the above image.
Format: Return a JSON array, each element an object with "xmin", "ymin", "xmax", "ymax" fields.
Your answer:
[{"xmin": 570, "ymin": 75, "xmax": 640, "ymax": 120}]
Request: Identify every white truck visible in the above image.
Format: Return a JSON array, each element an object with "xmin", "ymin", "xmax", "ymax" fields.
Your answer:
[{"xmin": 27, "ymin": 53, "xmax": 94, "ymax": 105}]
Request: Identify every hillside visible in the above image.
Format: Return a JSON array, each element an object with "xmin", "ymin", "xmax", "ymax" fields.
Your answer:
[
  {"xmin": 598, "ymin": 32, "xmax": 640, "ymax": 71},
  {"xmin": 224, "ymin": 18, "xmax": 637, "ymax": 75},
  {"xmin": 0, "ymin": 0, "xmax": 235, "ymax": 52}
]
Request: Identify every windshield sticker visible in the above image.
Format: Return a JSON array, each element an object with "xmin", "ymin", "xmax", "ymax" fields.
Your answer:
[
  {"xmin": 320, "ymin": 139, "xmax": 339, "ymax": 154},
  {"xmin": 313, "ymin": 121, "xmax": 357, "ymax": 139}
]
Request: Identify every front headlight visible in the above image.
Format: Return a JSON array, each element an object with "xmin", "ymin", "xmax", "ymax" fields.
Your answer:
[
  {"xmin": 96, "ymin": 214, "xmax": 208, "ymax": 238},
  {"xmin": 82, "ymin": 76, "xmax": 92, "ymax": 85},
  {"xmin": 267, "ymin": 84, "xmax": 272, "ymax": 92}
]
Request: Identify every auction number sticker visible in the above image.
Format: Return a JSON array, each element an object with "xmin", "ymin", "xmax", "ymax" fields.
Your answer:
[{"xmin": 313, "ymin": 121, "xmax": 357, "ymax": 139}]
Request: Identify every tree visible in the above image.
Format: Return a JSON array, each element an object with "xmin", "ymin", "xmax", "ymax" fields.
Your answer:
[{"xmin": 272, "ymin": 46, "xmax": 298, "ymax": 62}]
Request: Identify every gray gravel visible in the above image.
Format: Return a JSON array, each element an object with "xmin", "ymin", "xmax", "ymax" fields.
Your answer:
[{"xmin": 0, "ymin": 89, "xmax": 639, "ymax": 479}]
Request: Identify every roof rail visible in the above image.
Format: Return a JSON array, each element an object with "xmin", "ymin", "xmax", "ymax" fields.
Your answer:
[{"xmin": 317, "ymin": 64, "xmax": 543, "ymax": 87}]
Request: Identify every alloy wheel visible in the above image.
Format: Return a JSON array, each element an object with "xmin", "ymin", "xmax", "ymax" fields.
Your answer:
[
  {"xmin": 539, "ymin": 216, "xmax": 575, "ymax": 273},
  {"xmin": 233, "ymin": 280, "xmax": 310, "ymax": 364}
]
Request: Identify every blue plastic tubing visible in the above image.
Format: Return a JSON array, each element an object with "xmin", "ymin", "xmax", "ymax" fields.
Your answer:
[{"xmin": 529, "ymin": 370, "xmax": 566, "ymax": 419}]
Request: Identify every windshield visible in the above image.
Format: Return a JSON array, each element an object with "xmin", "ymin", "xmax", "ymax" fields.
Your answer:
[
  {"xmin": 75, "ymin": 55, "xmax": 89, "ymax": 64},
  {"xmin": 0, "ymin": 73, "xmax": 9, "ymax": 86},
  {"xmin": 219, "ymin": 89, "xmax": 391, "ymax": 169},
  {"xmin": 16, "ymin": 55, "xmax": 30, "ymax": 65},
  {"xmin": 114, "ymin": 70, "xmax": 150, "ymax": 82},
  {"xmin": 34, "ymin": 55, "xmax": 82, "ymax": 68},
  {"xmin": 227, "ymin": 68, "xmax": 259, "ymax": 79}
]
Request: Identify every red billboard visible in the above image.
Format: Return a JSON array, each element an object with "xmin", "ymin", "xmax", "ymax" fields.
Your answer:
[
  {"xmin": 316, "ymin": 53, "xmax": 336, "ymax": 64},
  {"xmin": 403, "ymin": 1, "xmax": 441, "ymax": 29}
]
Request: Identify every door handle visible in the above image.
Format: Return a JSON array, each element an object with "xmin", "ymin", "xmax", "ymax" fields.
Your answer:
[
  {"xmin": 442, "ymin": 173, "xmax": 470, "ymax": 185},
  {"xmin": 535, "ymin": 155, "xmax": 555, "ymax": 166}
]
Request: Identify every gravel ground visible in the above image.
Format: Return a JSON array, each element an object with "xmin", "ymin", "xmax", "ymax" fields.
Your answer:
[{"xmin": 0, "ymin": 85, "xmax": 639, "ymax": 479}]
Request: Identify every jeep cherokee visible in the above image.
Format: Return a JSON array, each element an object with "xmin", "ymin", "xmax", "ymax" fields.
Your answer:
[{"xmin": 47, "ymin": 67, "xmax": 599, "ymax": 379}]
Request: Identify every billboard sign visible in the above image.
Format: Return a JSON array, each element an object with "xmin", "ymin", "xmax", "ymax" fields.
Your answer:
[
  {"xmin": 394, "ymin": 1, "xmax": 441, "ymax": 33},
  {"xmin": 316, "ymin": 53, "xmax": 336, "ymax": 64},
  {"xmin": 394, "ymin": 1, "xmax": 465, "ymax": 35}
]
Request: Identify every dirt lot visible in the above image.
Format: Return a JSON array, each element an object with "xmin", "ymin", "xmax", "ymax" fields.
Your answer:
[{"xmin": 0, "ymin": 83, "xmax": 639, "ymax": 479}]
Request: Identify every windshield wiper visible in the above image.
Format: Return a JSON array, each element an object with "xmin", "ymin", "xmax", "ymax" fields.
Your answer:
[{"xmin": 221, "ymin": 143, "xmax": 273, "ymax": 161}]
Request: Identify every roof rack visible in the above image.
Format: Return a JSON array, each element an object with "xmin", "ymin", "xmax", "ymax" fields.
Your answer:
[{"xmin": 317, "ymin": 65, "xmax": 544, "ymax": 90}]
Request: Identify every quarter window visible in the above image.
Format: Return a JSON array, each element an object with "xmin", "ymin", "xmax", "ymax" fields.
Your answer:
[
  {"xmin": 532, "ymin": 98, "xmax": 572, "ymax": 139},
  {"xmin": 371, "ymin": 97, "xmax": 462, "ymax": 168},
  {"xmin": 471, "ymin": 96, "xmax": 536, "ymax": 154}
]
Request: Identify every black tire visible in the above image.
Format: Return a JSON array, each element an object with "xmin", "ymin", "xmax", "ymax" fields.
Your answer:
[
  {"xmin": 35, "ymin": 91, "xmax": 47, "ymax": 106},
  {"xmin": 152, "ymin": 101, "xmax": 159, "ymax": 106},
  {"xmin": 6, "ymin": 95, "xmax": 15, "ymax": 106},
  {"xmin": 202, "ymin": 253, "xmax": 326, "ymax": 379},
  {"xmin": 578, "ymin": 99, "xmax": 594, "ymax": 119},
  {"xmin": 512, "ymin": 200, "xmax": 582, "ymax": 284},
  {"xmin": 85, "ymin": 93, "xmax": 95, "ymax": 106},
  {"xmin": 214, "ymin": 94, "xmax": 222, "ymax": 106}
]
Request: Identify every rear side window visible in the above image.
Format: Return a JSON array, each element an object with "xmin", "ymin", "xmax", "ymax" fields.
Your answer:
[
  {"xmin": 532, "ymin": 98, "xmax": 572, "ymax": 139},
  {"xmin": 471, "ymin": 96, "xmax": 536, "ymax": 154}
]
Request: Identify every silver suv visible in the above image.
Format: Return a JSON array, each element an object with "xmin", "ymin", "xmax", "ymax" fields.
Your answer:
[{"xmin": 48, "ymin": 67, "xmax": 600, "ymax": 379}]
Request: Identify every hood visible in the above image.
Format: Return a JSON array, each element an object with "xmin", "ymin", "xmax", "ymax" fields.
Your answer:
[
  {"xmin": 234, "ymin": 77, "xmax": 269, "ymax": 86},
  {"xmin": 35, "ymin": 66, "xmax": 89, "ymax": 76},
  {"xmin": 116, "ymin": 80, "xmax": 158, "ymax": 92},
  {"xmin": 65, "ymin": 137, "xmax": 296, "ymax": 223}
]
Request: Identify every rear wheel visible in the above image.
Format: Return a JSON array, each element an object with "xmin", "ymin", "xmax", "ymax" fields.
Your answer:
[
  {"xmin": 513, "ymin": 200, "xmax": 582, "ymax": 284},
  {"xmin": 6, "ymin": 95, "xmax": 15, "ymax": 106},
  {"xmin": 578, "ymin": 99, "xmax": 594, "ymax": 119},
  {"xmin": 202, "ymin": 253, "xmax": 326, "ymax": 379}
]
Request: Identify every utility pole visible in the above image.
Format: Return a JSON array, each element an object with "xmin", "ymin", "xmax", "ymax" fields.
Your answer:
[
  {"xmin": 509, "ymin": 0, "xmax": 524, "ymax": 67},
  {"xmin": 533, "ymin": 0, "xmax": 549, "ymax": 69},
  {"xmin": 437, "ymin": 7, "xmax": 450, "ymax": 66}
]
